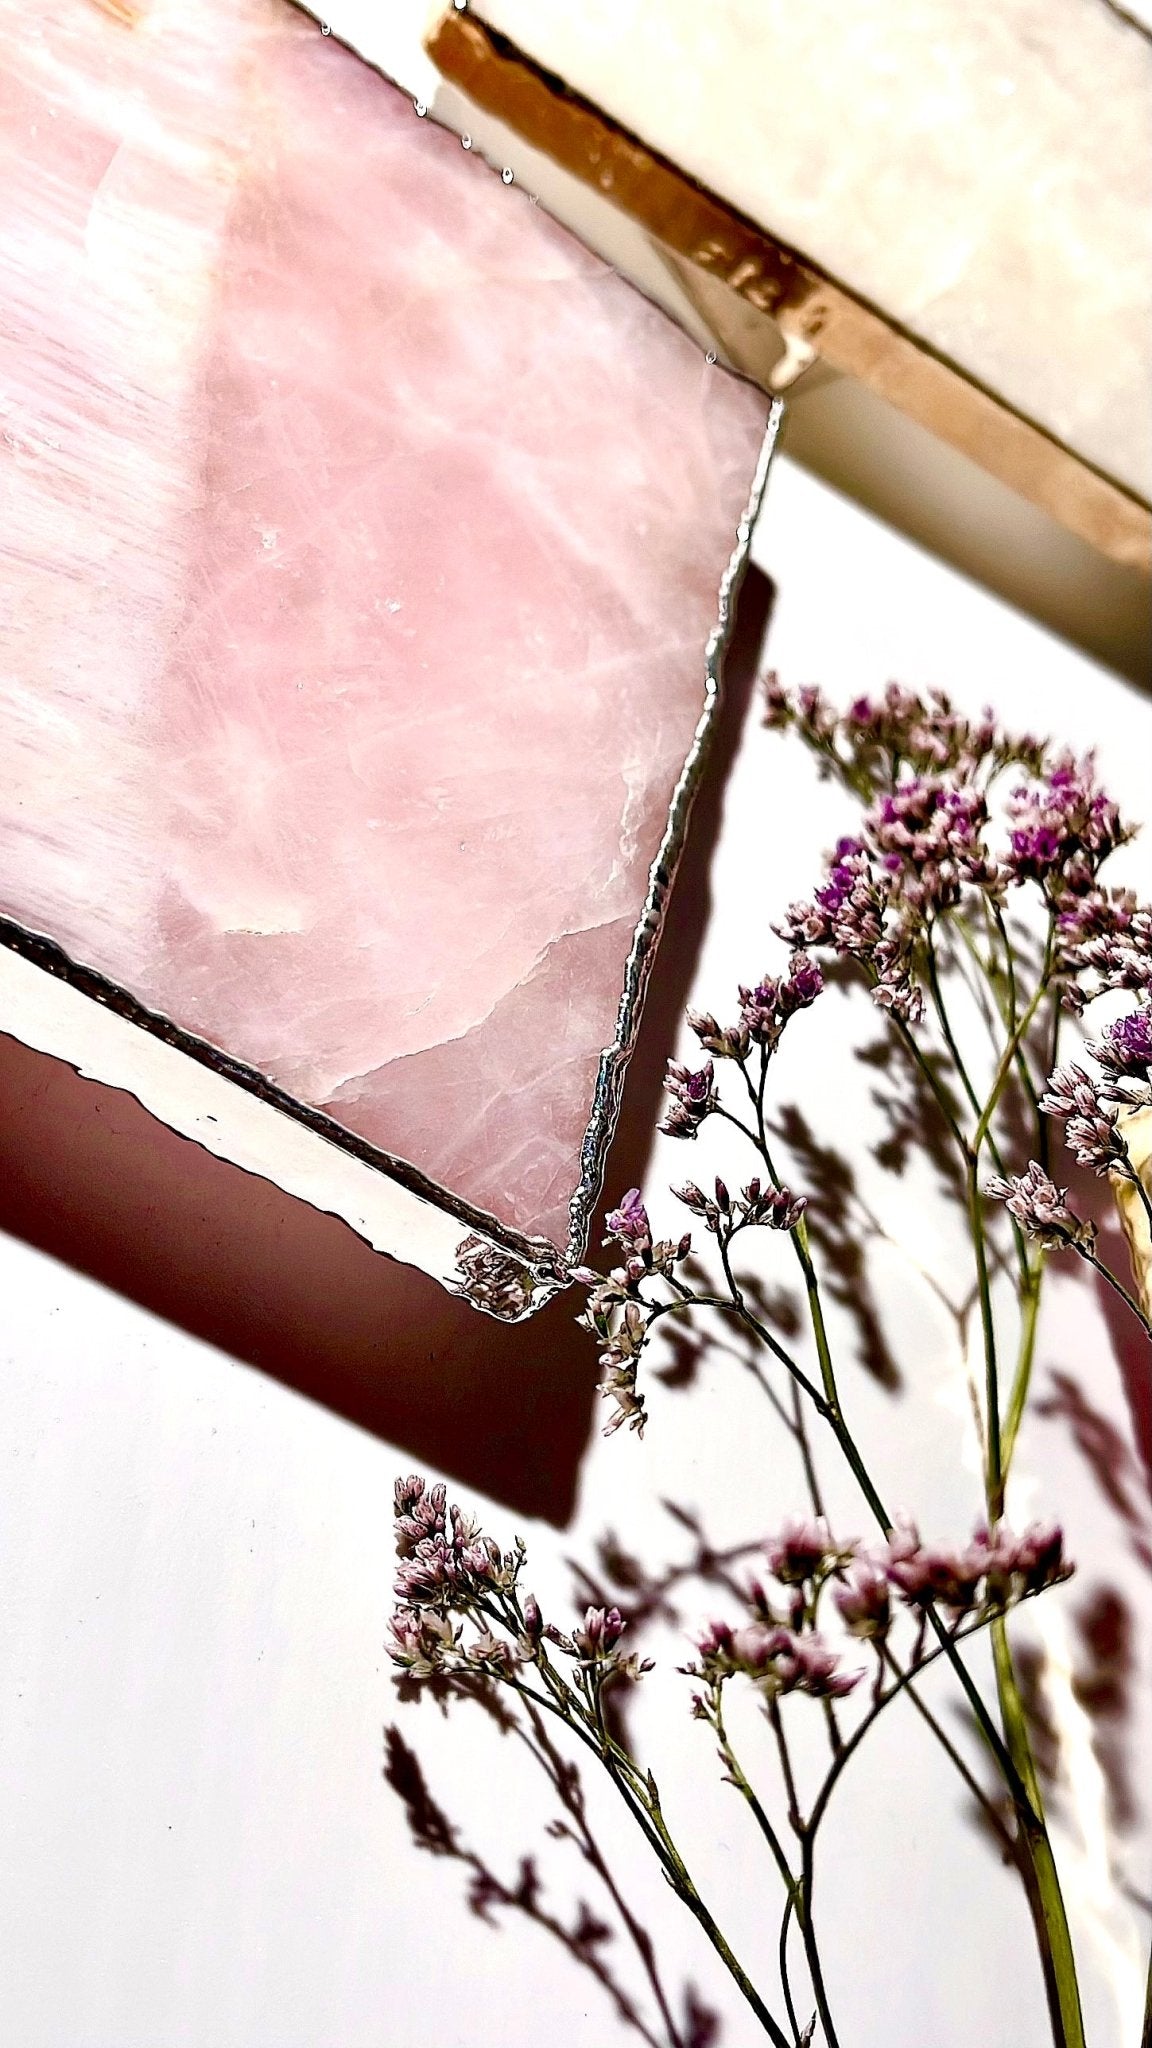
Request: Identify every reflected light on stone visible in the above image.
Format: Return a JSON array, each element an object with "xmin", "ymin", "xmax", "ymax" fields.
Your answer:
[{"xmin": 0, "ymin": 0, "xmax": 770, "ymax": 1274}]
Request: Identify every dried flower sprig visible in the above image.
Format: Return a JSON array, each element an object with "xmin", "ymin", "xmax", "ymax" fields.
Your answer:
[{"xmin": 391, "ymin": 683, "xmax": 1150, "ymax": 2048}]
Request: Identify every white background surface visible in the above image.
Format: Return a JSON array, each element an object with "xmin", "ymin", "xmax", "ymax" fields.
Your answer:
[{"xmin": 3, "ymin": 451, "xmax": 1150, "ymax": 2045}]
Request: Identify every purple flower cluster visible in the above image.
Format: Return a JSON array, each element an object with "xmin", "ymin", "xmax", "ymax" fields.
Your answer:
[
  {"xmin": 387, "ymin": 1478, "xmax": 533, "ymax": 1684},
  {"xmin": 1024, "ymin": 1000, "xmax": 1152, "ymax": 1197},
  {"xmin": 671, "ymin": 952, "xmax": 824, "ymax": 1102},
  {"xmin": 1004, "ymin": 753, "xmax": 1127, "ymax": 896},
  {"xmin": 675, "ymin": 1174, "xmax": 807, "ymax": 1236},
  {"xmin": 985, "ymin": 1162, "xmax": 1096, "ymax": 1251},
  {"xmin": 764, "ymin": 676, "xmax": 1042, "ymax": 785},
  {"xmin": 392, "ymin": 1475, "xmax": 512, "ymax": 1607},
  {"xmin": 541, "ymin": 1604, "xmax": 655, "ymax": 1683},
  {"xmin": 1056, "ymin": 891, "xmax": 1152, "ymax": 1012},
  {"xmin": 688, "ymin": 1509, "xmax": 1070, "ymax": 1703},
  {"xmin": 1093, "ymin": 1004, "xmax": 1152, "ymax": 1101},
  {"xmin": 763, "ymin": 1514, "xmax": 851, "ymax": 1586},
  {"xmin": 571, "ymin": 1187, "xmax": 703, "ymax": 1437},
  {"xmin": 734, "ymin": 951, "xmax": 824, "ymax": 1050},
  {"xmin": 660, "ymin": 1058, "xmax": 718, "ymax": 1139},
  {"xmin": 883, "ymin": 1513, "xmax": 1069, "ymax": 1612},
  {"xmin": 388, "ymin": 1478, "xmax": 656, "ymax": 1693},
  {"xmin": 767, "ymin": 681, "xmax": 1141, "ymax": 1030},
  {"xmin": 692, "ymin": 1617, "xmax": 860, "ymax": 1700},
  {"xmin": 777, "ymin": 834, "xmax": 923, "ymax": 1022},
  {"xmin": 600, "ymin": 1187, "xmax": 692, "ymax": 1278},
  {"xmin": 1039, "ymin": 1064, "xmax": 1127, "ymax": 1175}
]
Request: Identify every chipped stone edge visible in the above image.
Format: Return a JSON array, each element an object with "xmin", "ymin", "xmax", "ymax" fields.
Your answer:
[
  {"xmin": 564, "ymin": 398, "xmax": 783, "ymax": 1273},
  {"xmin": 0, "ymin": 422, "xmax": 779, "ymax": 1326}
]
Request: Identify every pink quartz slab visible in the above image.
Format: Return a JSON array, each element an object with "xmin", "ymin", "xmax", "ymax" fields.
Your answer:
[{"xmin": 0, "ymin": 0, "xmax": 769, "ymax": 1257}]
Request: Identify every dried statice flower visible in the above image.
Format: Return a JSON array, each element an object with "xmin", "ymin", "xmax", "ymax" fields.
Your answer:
[
  {"xmin": 776, "ymin": 837, "xmax": 923, "ymax": 1024},
  {"xmin": 390, "ymin": 1476, "xmax": 518, "ymax": 1617},
  {"xmin": 593, "ymin": 1301, "xmax": 650, "ymax": 1438},
  {"xmin": 877, "ymin": 1514, "xmax": 1072, "ymax": 1625},
  {"xmin": 985, "ymin": 1162, "xmax": 1096, "ymax": 1252},
  {"xmin": 689, "ymin": 1618, "xmax": 860, "ymax": 1699},
  {"xmin": 660, "ymin": 1058, "xmax": 718, "ymax": 1139},
  {"xmin": 387, "ymin": 1607, "xmax": 461, "ymax": 1679},
  {"xmin": 1004, "ymin": 752, "xmax": 1129, "ymax": 898},
  {"xmin": 1056, "ymin": 891, "xmax": 1152, "ymax": 1010},
  {"xmin": 978, "ymin": 1519, "xmax": 1073, "ymax": 1604},
  {"xmin": 604, "ymin": 1187, "xmax": 652, "ymax": 1254},
  {"xmin": 764, "ymin": 1515, "xmax": 851, "ymax": 1587},
  {"xmin": 686, "ymin": 1009, "xmax": 751, "ymax": 1061},
  {"xmin": 885, "ymin": 1533, "xmax": 988, "ymax": 1616},
  {"xmin": 869, "ymin": 775, "xmax": 994, "ymax": 916},
  {"xmin": 768, "ymin": 1628, "xmax": 862, "ymax": 1700},
  {"xmin": 832, "ymin": 1561, "xmax": 891, "ymax": 1640},
  {"xmin": 739, "ymin": 1179, "xmax": 808, "ymax": 1231},
  {"xmin": 1091, "ymin": 1004, "xmax": 1152, "ymax": 1105},
  {"xmin": 737, "ymin": 951, "xmax": 824, "ymax": 1050},
  {"xmin": 763, "ymin": 677, "xmax": 1045, "ymax": 790},
  {"xmin": 1039, "ymin": 1062, "xmax": 1130, "ymax": 1174},
  {"xmin": 568, "ymin": 1604, "xmax": 654, "ymax": 1680}
]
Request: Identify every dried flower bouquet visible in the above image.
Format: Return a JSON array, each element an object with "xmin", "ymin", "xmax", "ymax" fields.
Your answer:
[{"xmin": 388, "ymin": 682, "xmax": 1152, "ymax": 2048}]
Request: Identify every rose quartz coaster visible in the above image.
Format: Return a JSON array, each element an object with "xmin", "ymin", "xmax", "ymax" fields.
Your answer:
[{"xmin": 0, "ymin": 0, "xmax": 774, "ymax": 1312}]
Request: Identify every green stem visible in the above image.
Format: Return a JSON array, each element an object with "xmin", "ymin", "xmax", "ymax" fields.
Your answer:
[
  {"xmin": 1080, "ymin": 1247, "xmax": 1152, "ymax": 1341},
  {"xmin": 714, "ymin": 1689, "xmax": 798, "ymax": 1899},
  {"xmin": 1001, "ymin": 1266, "xmax": 1042, "ymax": 1476},
  {"xmin": 967, "ymin": 1155, "xmax": 1004, "ymax": 1513},
  {"xmin": 778, "ymin": 1892, "xmax": 803, "ymax": 2047},
  {"xmin": 992, "ymin": 1620, "xmax": 1087, "ymax": 2048},
  {"xmin": 971, "ymin": 923, "xmax": 1055, "ymax": 1158},
  {"xmin": 637, "ymin": 1766, "xmax": 794, "ymax": 2048}
]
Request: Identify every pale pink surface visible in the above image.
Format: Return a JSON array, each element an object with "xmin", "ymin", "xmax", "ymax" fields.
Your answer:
[{"xmin": 0, "ymin": 0, "xmax": 768, "ymax": 1247}]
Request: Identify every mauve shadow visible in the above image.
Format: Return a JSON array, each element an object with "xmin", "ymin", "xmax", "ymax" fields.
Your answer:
[{"xmin": 0, "ymin": 568, "xmax": 773, "ymax": 1527}]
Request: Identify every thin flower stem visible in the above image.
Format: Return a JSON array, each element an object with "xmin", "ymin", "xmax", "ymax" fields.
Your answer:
[
  {"xmin": 968, "ymin": 1156, "xmax": 1004, "ymax": 1512},
  {"xmin": 517, "ymin": 1700, "xmax": 689, "ymax": 2048},
  {"xmin": 928, "ymin": 928, "xmax": 1032, "ymax": 1283},
  {"xmin": 1001, "ymin": 1267, "xmax": 1043, "ymax": 1477},
  {"xmin": 707, "ymin": 1254, "xmax": 833, "ymax": 1419},
  {"xmin": 504, "ymin": 1642, "xmax": 789, "ymax": 2043},
  {"xmin": 890, "ymin": 1010, "xmax": 970, "ymax": 1158},
  {"xmin": 710, "ymin": 977, "xmax": 1079, "ymax": 2040},
  {"xmin": 789, "ymin": 1379, "xmax": 828, "ymax": 1535},
  {"xmin": 991, "ymin": 1618, "xmax": 1087, "ymax": 2048},
  {"xmin": 635, "ymin": 1763, "xmax": 794, "ymax": 2048},
  {"xmin": 805, "ymin": 1607, "xmax": 1017, "ymax": 1842},
  {"xmin": 714, "ymin": 1687, "xmax": 799, "ymax": 1899},
  {"xmin": 798, "ymin": 1835, "xmax": 843, "ymax": 2048},
  {"xmin": 767, "ymin": 1698, "xmax": 804, "ymax": 1839},
  {"xmin": 971, "ymin": 922, "xmax": 1055, "ymax": 1157},
  {"xmin": 1079, "ymin": 1248, "xmax": 1152, "ymax": 1340},
  {"xmin": 878, "ymin": 1644, "xmax": 1012, "ymax": 1847},
  {"xmin": 716, "ymin": 1094, "xmax": 1034, "ymax": 1800},
  {"xmin": 989, "ymin": 900, "xmax": 1048, "ymax": 1144},
  {"xmin": 949, "ymin": 915, "xmax": 1085, "ymax": 2048},
  {"xmin": 777, "ymin": 1892, "xmax": 803, "ymax": 2047}
]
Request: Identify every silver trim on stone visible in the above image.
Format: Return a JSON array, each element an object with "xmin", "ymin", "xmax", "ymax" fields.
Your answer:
[{"xmin": 0, "ymin": 409, "xmax": 780, "ymax": 1321}]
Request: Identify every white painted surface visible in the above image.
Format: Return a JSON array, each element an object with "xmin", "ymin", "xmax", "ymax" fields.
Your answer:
[{"xmin": 2, "ymin": 456, "xmax": 1149, "ymax": 2044}]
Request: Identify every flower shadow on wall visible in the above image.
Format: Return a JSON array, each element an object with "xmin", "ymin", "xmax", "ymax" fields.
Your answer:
[{"xmin": 385, "ymin": 682, "xmax": 1152, "ymax": 2045}]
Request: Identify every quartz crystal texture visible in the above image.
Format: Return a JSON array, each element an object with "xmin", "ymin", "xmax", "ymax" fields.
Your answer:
[{"xmin": 0, "ymin": 0, "xmax": 769, "ymax": 1256}]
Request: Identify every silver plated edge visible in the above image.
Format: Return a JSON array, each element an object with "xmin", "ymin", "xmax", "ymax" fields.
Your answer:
[{"xmin": 562, "ymin": 400, "xmax": 783, "ymax": 1271}]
